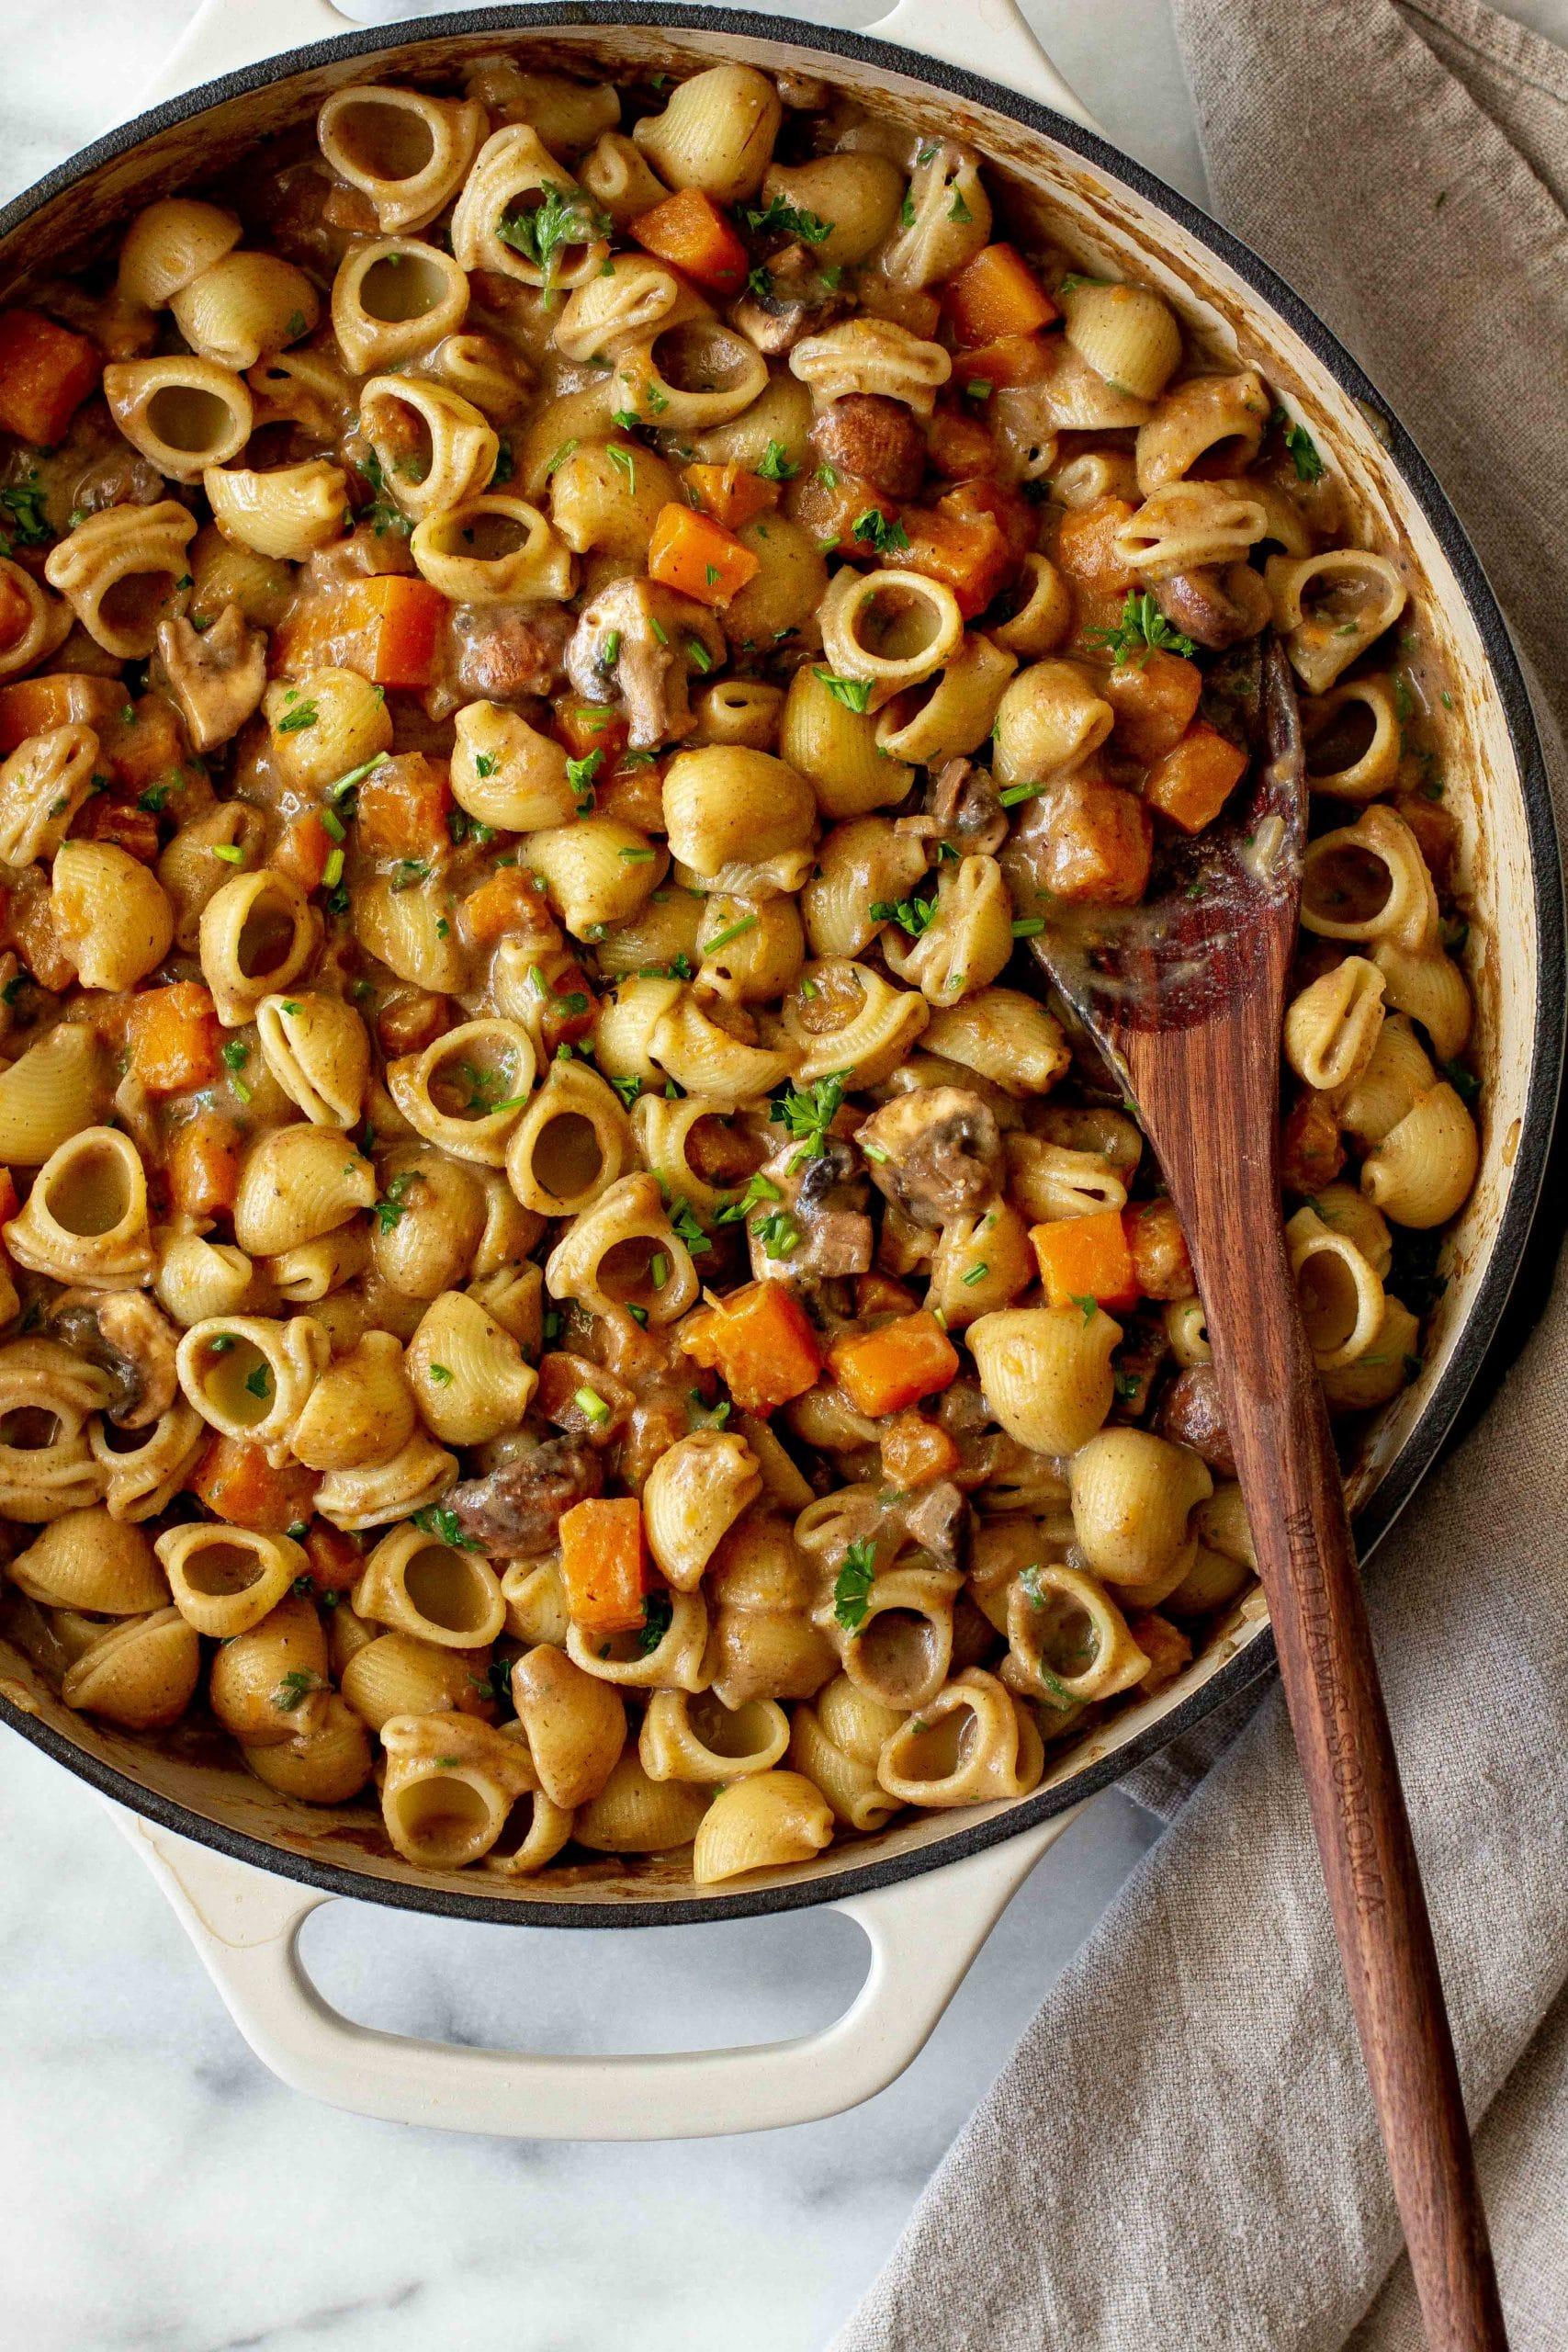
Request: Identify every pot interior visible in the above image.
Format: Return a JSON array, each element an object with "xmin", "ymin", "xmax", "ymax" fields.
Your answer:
[{"xmin": 0, "ymin": 16, "xmax": 1551, "ymax": 1922}]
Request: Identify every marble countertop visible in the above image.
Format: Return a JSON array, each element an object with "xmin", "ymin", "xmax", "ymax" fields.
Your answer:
[{"xmin": 1, "ymin": 5, "xmax": 1559, "ymax": 2347}]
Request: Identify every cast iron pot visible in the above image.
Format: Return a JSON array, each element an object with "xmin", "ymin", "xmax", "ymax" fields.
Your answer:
[{"xmin": 0, "ymin": 0, "xmax": 1559, "ymax": 2139}]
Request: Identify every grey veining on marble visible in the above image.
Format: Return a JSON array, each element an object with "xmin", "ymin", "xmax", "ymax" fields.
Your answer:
[{"xmin": 2, "ymin": 3, "xmax": 1562, "ymax": 2346}]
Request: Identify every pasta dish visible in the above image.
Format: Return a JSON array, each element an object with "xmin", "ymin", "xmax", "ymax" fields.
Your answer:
[{"xmin": 0, "ymin": 55, "xmax": 1480, "ymax": 1886}]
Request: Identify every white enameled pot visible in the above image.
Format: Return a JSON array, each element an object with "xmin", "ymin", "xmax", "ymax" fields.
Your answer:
[{"xmin": 0, "ymin": 0, "xmax": 1559, "ymax": 2141}]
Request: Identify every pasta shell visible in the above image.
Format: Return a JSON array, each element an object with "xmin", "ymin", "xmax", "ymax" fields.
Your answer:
[
  {"xmin": 232, "ymin": 1125, "xmax": 377, "ymax": 1256},
  {"xmin": 61, "ymin": 1608, "xmax": 202, "ymax": 1729},
  {"xmin": 9, "ymin": 1507, "xmax": 166, "ymax": 1613},
  {"xmin": 255, "ymin": 992, "xmax": 371, "ymax": 1126},
  {"xmin": 5, "ymin": 1126, "xmax": 153, "ymax": 1288},
  {"xmin": 691, "ymin": 1770, "xmax": 833, "ymax": 1883}
]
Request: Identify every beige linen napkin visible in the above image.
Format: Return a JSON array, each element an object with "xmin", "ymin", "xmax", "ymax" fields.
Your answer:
[{"xmin": 833, "ymin": 4, "xmax": 1568, "ymax": 2346}]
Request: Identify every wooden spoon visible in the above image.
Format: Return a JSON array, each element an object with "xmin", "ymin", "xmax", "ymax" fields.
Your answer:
[{"xmin": 1016, "ymin": 639, "xmax": 1506, "ymax": 2349}]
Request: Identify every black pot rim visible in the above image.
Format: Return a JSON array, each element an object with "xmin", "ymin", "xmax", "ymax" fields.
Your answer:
[{"xmin": 0, "ymin": 5, "xmax": 1560, "ymax": 1933}]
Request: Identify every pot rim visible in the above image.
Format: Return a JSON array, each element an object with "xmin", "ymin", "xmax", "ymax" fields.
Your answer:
[{"xmin": 0, "ymin": 3, "xmax": 1560, "ymax": 1930}]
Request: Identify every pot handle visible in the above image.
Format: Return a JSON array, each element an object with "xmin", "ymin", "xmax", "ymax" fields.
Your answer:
[
  {"xmin": 137, "ymin": 0, "xmax": 1100, "ymax": 132},
  {"xmin": 114, "ymin": 1803, "xmax": 1077, "ymax": 2138}
]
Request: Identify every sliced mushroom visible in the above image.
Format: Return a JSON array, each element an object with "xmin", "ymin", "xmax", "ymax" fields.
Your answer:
[
  {"xmin": 855, "ymin": 1084, "xmax": 1004, "ymax": 1228},
  {"xmin": 446, "ymin": 1437, "xmax": 604, "ymax": 1558},
  {"xmin": 1154, "ymin": 1365, "xmax": 1235, "ymax": 1476},
  {"xmin": 156, "ymin": 603, "xmax": 267, "ymax": 752},
  {"xmin": 564, "ymin": 576, "xmax": 725, "ymax": 750},
  {"xmin": 899, "ymin": 1477, "xmax": 970, "ymax": 1575},
  {"xmin": 1154, "ymin": 562, "xmax": 1272, "ymax": 651},
  {"xmin": 730, "ymin": 243, "xmax": 843, "ymax": 356},
  {"xmin": 808, "ymin": 393, "xmax": 926, "ymax": 502},
  {"xmin": 895, "ymin": 755, "xmax": 1007, "ymax": 857},
  {"xmin": 48, "ymin": 1290, "xmax": 181, "ymax": 1429},
  {"xmin": 749, "ymin": 1138, "xmax": 872, "ymax": 1283},
  {"xmin": 446, "ymin": 603, "xmax": 573, "ymax": 706}
]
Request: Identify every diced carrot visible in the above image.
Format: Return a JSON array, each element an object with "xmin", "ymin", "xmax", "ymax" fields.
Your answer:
[
  {"xmin": 357, "ymin": 574, "xmax": 447, "ymax": 689},
  {"xmin": 274, "ymin": 807, "xmax": 333, "ymax": 892},
  {"xmin": 897, "ymin": 500, "xmax": 1013, "ymax": 621},
  {"xmin": 301, "ymin": 1521, "xmax": 362, "ymax": 1597},
  {"xmin": 8, "ymin": 881, "xmax": 73, "ymax": 989},
  {"xmin": 1128, "ymin": 1610, "xmax": 1192, "ymax": 1692},
  {"xmin": 925, "ymin": 408, "xmax": 996, "ymax": 481},
  {"xmin": 0, "ymin": 673, "xmax": 124, "ymax": 754},
  {"xmin": 556, "ymin": 700, "xmax": 629, "ymax": 764},
  {"xmin": 167, "ymin": 1110, "xmax": 245, "ymax": 1221},
  {"xmin": 1280, "ymin": 1089, "xmax": 1346, "ymax": 1195},
  {"xmin": 879, "ymin": 1409, "xmax": 962, "ymax": 1489},
  {"xmin": 355, "ymin": 752, "xmax": 453, "ymax": 857},
  {"xmin": 1123, "ymin": 1198, "xmax": 1194, "ymax": 1301},
  {"xmin": 855, "ymin": 1272, "xmax": 920, "ymax": 1320},
  {"xmin": 951, "ymin": 333, "xmax": 1053, "ymax": 393},
  {"xmin": 679, "ymin": 1279, "xmax": 824, "ymax": 1415},
  {"xmin": 189, "ymin": 1436, "xmax": 320, "ymax": 1533},
  {"xmin": 72, "ymin": 795, "xmax": 160, "ymax": 864},
  {"xmin": 1102, "ymin": 649, "xmax": 1202, "ymax": 763},
  {"xmin": 128, "ymin": 981, "xmax": 220, "ymax": 1095},
  {"xmin": 0, "ymin": 1169, "xmax": 19, "ymax": 1227},
  {"xmin": 0, "ymin": 308, "xmax": 100, "ymax": 446},
  {"xmin": 537, "ymin": 958, "xmax": 598, "ymax": 1050},
  {"xmin": 941, "ymin": 476, "xmax": 1035, "ymax": 562},
  {"xmin": 1030, "ymin": 774, "xmax": 1153, "ymax": 906},
  {"xmin": 647, "ymin": 503, "xmax": 761, "ymax": 609},
  {"xmin": 0, "ymin": 571, "xmax": 35, "ymax": 656},
  {"xmin": 598, "ymin": 759, "xmax": 665, "ymax": 831},
  {"xmin": 376, "ymin": 988, "xmax": 454, "ymax": 1057},
  {"xmin": 1054, "ymin": 497, "xmax": 1140, "ymax": 599},
  {"xmin": 942, "ymin": 245, "xmax": 1059, "ymax": 347},
  {"xmin": 459, "ymin": 863, "xmax": 557, "ymax": 949},
  {"xmin": 1143, "ymin": 720, "xmax": 1248, "ymax": 834},
  {"xmin": 682, "ymin": 461, "xmax": 781, "ymax": 531},
  {"xmin": 276, "ymin": 575, "xmax": 448, "ymax": 689},
  {"xmin": 826, "ymin": 1310, "xmax": 961, "ymax": 1419},
  {"xmin": 787, "ymin": 467, "xmax": 897, "ymax": 560},
  {"xmin": 559, "ymin": 1497, "xmax": 653, "ymax": 1633},
  {"xmin": 630, "ymin": 189, "xmax": 750, "ymax": 297},
  {"xmin": 1029, "ymin": 1208, "xmax": 1141, "ymax": 1314},
  {"xmin": 100, "ymin": 695, "xmax": 187, "ymax": 792}
]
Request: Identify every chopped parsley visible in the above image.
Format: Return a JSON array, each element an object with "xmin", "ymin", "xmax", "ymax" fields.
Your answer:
[
  {"xmin": 852, "ymin": 507, "xmax": 910, "ymax": 556},
  {"xmin": 543, "ymin": 438, "xmax": 579, "ymax": 478},
  {"xmin": 948, "ymin": 188, "xmax": 973, "ymax": 224},
  {"xmin": 756, "ymin": 438, "xmax": 797, "ymax": 482},
  {"xmin": 243, "ymin": 1362, "xmax": 272, "ymax": 1400},
  {"xmin": 814, "ymin": 669, "xmax": 873, "ymax": 713},
  {"xmin": 606, "ymin": 443, "xmax": 637, "ymax": 491},
  {"xmin": 273, "ymin": 1669, "xmax": 320, "ymax": 1712},
  {"xmin": 1085, "ymin": 590, "xmax": 1196, "ymax": 667},
  {"xmin": 1069, "ymin": 1294, "xmax": 1100, "ymax": 1326},
  {"xmin": 871, "ymin": 891, "xmax": 937, "ymax": 937},
  {"xmin": 741, "ymin": 195, "xmax": 833, "ymax": 245},
  {"xmin": 1272, "ymin": 407, "xmax": 1325, "ymax": 482},
  {"xmin": 496, "ymin": 183, "xmax": 610, "ymax": 298},
  {"xmin": 1441, "ymin": 1057, "xmax": 1480, "ymax": 1106},
  {"xmin": 566, "ymin": 748, "xmax": 603, "ymax": 810},
  {"xmin": 771, "ymin": 1072, "xmax": 848, "ymax": 1163},
  {"xmin": 753, "ymin": 1206, "xmax": 800, "ymax": 1260},
  {"xmin": 667, "ymin": 1197, "xmax": 711, "ymax": 1257},
  {"xmin": 373, "ymin": 1169, "xmax": 422, "ymax": 1231},
  {"xmin": 411, "ymin": 1504, "xmax": 481, "ymax": 1550},
  {"xmin": 276, "ymin": 699, "xmax": 319, "ymax": 733},
  {"xmin": 832, "ymin": 1537, "xmax": 877, "ymax": 1631},
  {"xmin": 575, "ymin": 1385, "xmax": 612, "ymax": 1427},
  {"xmin": 636, "ymin": 1589, "xmax": 674, "ymax": 1655},
  {"xmin": 0, "ymin": 475, "xmax": 51, "ymax": 554},
  {"xmin": 358, "ymin": 450, "xmax": 412, "ymax": 538},
  {"xmin": 704, "ymin": 912, "xmax": 757, "ymax": 954}
]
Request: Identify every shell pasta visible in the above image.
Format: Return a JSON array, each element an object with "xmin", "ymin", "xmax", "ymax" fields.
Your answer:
[{"xmin": 0, "ymin": 50, "xmax": 1481, "ymax": 1890}]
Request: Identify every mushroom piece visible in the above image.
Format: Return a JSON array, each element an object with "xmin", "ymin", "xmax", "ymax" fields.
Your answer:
[
  {"xmin": 446, "ymin": 1437, "xmax": 604, "ymax": 1559},
  {"xmin": 48, "ymin": 1290, "xmax": 181, "ymax": 1429},
  {"xmin": 1153, "ymin": 561, "xmax": 1272, "ymax": 652},
  {"xmin": 1154, "ymin": 1364, "xmax": 1236, "ymax": 1477},
  {"xmin": 730, "ymin": 243, "xmax": 844, "ymax": 356},
  {"xmin": 748, "ymin": 1137, "xmax": 873, "ymax": 1283},
  {"xmin": 854, "ymin": 1084, "xmax": 1005, "ymax": 1228},
  {"xmin": 895, "ymin": 755, "xmax": 1007, "ymax": 858},
  {"xmin": 808, "ymin": 392, "xmax": 926, "ymax": 502},
  {"xmin": 899, "ymin": 1477, "xmax": 971, "ymax": 1575},
  {"xmin": 156, "ymin": 603, "xmax": 267, "ymax": 752},
  {"xmin": 446, "ymin": 603, "xmax": 573, "ymax": 707},
  {"xmin": 564, "ymin": 577, "xmax": 725, "ymax": 750}
]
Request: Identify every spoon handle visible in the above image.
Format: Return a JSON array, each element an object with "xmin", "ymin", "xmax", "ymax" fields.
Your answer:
[{"xmin": 1202, "ymin": 1211, "xmax": 1507, "ymax": 2350}]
